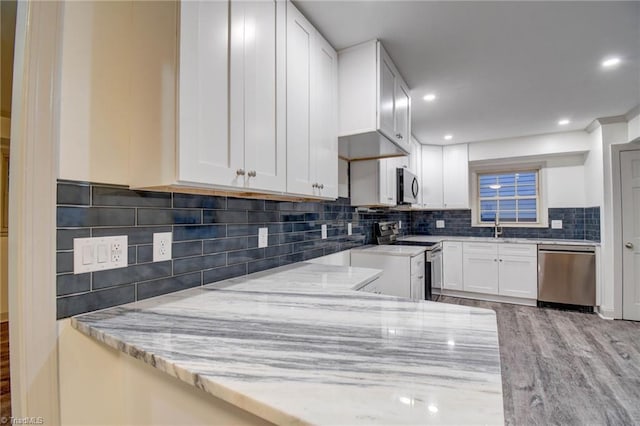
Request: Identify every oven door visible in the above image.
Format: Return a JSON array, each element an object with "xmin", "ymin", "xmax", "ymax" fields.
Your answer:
[{"xmin": 397, "ymin": 168, "xmax": 419, "ymax": 204}]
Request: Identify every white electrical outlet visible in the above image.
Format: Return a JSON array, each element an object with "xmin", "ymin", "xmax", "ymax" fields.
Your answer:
[
  {"xmin": 321, "ymin": 224, "xmax": 328, "ymax": 239},
  {"xmin": 74, "ymin": 236, "xmax": 128, "ymax": 274},
  {"xmin": 551, "ymin": 220, "xmax": 563, "ymax": 229},
  {"xmin": 347, "ymin": 222, "xmax": 352, "ymax": 236},
  {"xmin": 153, "ymin": 232, "xmax": 173, "ymax": 262},
  {"xmin": 436, "ymin": 220, "xmax": 445, "ymax": 229},
  {"xmin": 258, "ymin": 227, "xmax": 268, "ymax": 248}
]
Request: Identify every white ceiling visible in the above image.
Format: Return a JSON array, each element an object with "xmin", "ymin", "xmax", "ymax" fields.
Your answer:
[{"xmin": 295, "ymin": 1, "xmax": 640, "ymax": 145}]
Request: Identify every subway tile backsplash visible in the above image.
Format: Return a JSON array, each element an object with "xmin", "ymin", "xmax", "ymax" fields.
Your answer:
[
  {"xmin": 411, "ymin": 207, "xmax": 601, "ymax": 241},
  {"xmin": 56, "ymin": 180, "xmax": 600, "ymax": 319},
  {"xmin": 56, "ymin": 181, "xmax": 411, "ymax": 319}
]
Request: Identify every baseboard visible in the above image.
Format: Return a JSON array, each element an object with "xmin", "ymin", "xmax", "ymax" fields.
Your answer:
[
  {"xmin": 438, "ymin": 289, "xmax": 537, "ymax": 307},
  {"xmin": 596, "ymin": 307, "xmax": 615, "ymax": 320}
]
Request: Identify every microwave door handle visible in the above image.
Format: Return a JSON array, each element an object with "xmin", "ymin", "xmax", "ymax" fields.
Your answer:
[{"xmin": 412, "ymin": 177, "xmax": 419, "ymax": 198}]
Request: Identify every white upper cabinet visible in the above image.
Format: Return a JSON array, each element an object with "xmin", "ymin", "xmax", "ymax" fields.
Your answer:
[
  {"xmin": 421, "ymin": 145, "xmax": 444, "ymax": 208},
  {"xmin": 350, "ymin": 158, "xmax": 398, "ymax": 207},
  {"xmin": 419, "ymin": 144, "xmax": 469, "ymax": 209},
  {"xmin": 130, "ymin": 1, "xmax": 339, "ymax": 200},
  {"xmin": 337, "ymin": 40, "xmax": 412, "ymax": 160},
  {"xmin": 410, "ymin": 137, "xmax": 423, "ymax": 208},
  {"xmin": 442, "ymin": 144, "xmax": 469, "ymax": 209},
  {"xmin": 178, "ymin": 1, "xmax": 236, "ymax": 187},
  {"xmin": 177, "ymin": 0, "xmax": 285, "ymax": 192},
  {"xmin": 286, "ymin": 2, "xmax": 338, "ymax": 199}
]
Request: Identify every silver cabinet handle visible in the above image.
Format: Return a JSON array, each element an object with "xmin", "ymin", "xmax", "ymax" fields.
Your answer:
[
  {"xmin": 494, "ymin": 259, "xmax": 497, "ymax": 262},
  {"xmin": 247, "ymin": 170, "xmax": 257, "ymax": 178},
  {"xmin": 319, "ymin": 184, "xmax": 324, "ymax": 189},
  {"xmin": 499, "ymin": 259, "xmax": 503, "ymax": 262},
  {"xmin": 625, "ymin": 242, "xmax": 634, "ymax": 249},
  {"xmin": 236, "ymin": 169, "xmax": 245, "ymax": 176},
  {"xmin": 312, "ymin": 183, "xmax": 318, "ymax": 188},
  {"xmin": 396, "ymin": 133, "xmax": 403, "ymax": 140}
]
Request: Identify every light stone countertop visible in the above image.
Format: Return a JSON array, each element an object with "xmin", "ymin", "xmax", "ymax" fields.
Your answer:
[
  {"xmin": 351, "ymin": 244, "xmax": 427, "ymax": 256},
  {"xmin": 398, "ymin": 234, "xmax": 600, "ymax": 246},
  {"xmin": 71, "ymin": 262, "xmax": 504, "ymax": 425}
]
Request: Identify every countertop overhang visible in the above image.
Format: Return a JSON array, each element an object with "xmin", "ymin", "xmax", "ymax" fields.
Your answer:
[{"xmin": 71, "ymin": 262, "xmax": 504, "ymax": 425}]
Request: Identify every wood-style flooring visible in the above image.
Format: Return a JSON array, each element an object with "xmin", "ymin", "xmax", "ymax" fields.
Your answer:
[
  {"xmin": 1, "ymin": 321, "xmax": 10, "ymax": 419},
  {"xmin": 434, "ymin": 296, "xmax": 640, "ymax": 425}
]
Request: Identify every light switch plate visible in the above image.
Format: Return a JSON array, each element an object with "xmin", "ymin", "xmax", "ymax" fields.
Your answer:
[
  {"xmin": 74, "ymin": 236, "xmax": 128, "ymax": 274},
  {"xmin": 436, "ymin": 220, "xmax": 445, "ymax": 228},
  {"xmin": 347, "ymin": 223, "xmax": 352, "ymax": 236},
  {"xmin": 258, "ymin": 227, "xmax": 268, "ymax": 248},
  {"xmin": 153, "ymin": 232, "xmax": 172, "ymax": 262},
  {"xmin": 321, "ymin": 224, "xmax": 328, "ymax": 239},
  {"xmin": 398, "ymin": 221, "xmax": 402, "ymax": 229},
  {"xmin": 551, "ymin": 220, "xmax": 563, "ymax": 229}
]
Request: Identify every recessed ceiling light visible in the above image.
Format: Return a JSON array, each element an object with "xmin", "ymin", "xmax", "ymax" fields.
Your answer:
[
  {"xmin": 601, "ymin": 57, "xmax": 621, "ymax": 68},
  {"xmin": 423, "ymin": 93, "xmax": 437, "ymax": 102},
  {"xmin": 558, "ymin": 119, "xmax": 570, "ymax": 126},
  {"xmin": 444, "ymin": 134, "xmax": 453, "ymax": 141}
]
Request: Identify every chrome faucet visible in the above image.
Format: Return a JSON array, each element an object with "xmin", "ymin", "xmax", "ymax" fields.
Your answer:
[{"xmin": 494, "ymin": 218, "xmax": 503, "ymax": 239}]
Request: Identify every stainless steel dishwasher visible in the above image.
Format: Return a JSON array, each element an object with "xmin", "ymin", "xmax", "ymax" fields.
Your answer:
[{"xmin": 538, "ymin": 244, "xmax": 596, "ymax": 309}]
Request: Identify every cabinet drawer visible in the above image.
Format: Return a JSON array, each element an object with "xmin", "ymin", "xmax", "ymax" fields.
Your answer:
[
  {"xmin": 498, "ymin": 243, "xmax": 536, "ymax": 257},
  {"xmin": 463, "ymin": 242, "xmax": 498, "ymax": 255},
  {"xmin": 410, "ymin": 254, "xmax": 425, "ymax": 276}
]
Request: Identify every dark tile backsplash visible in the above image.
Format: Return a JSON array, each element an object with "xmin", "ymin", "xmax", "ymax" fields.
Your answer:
[
  {"xmin": 411, "ymin": 207, "xmax": 600, "ymax": 241},
  {"xmin": 56, "ymin": 181, "xmax": 411, "ymax": 319}
]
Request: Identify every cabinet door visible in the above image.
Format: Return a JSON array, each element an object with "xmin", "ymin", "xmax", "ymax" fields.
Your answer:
[
  {"xmin": 378, "ymin": 159, "xmax": 397, "ymax": 206},
  {"xmin": 311, "ymin": 32, "xmax": 338, "ymax": 199},
  {"xmin": 286, "ymin": 3, "xmax": 314, "ymax": 196},
  {"xmin": 179, "ymin": 1, "xmax": 242, "ymax": 186},
  {"xmin": 421, "ymin": 145, "xmax": 444, "ymax": 208},
  {"xmin": 442, "ymin": 242, "xmax": 463, "ymax": 290},
  {"xmin": 463, "ymin": 254, "xmax": 499, "ymax": 295},
  {"xmin": 442, "ymin": 144, "xmax": 469, "ymax": 208},
  {"xmin": 410, "ymin": 138, "xmax": 423, "ymax": 207},
  {"xmin": 431, "ymin": 250, "xmax": 443, "ymax": 290},
  {"xmin": 394, "ymin": 79, "xmax": 411, "ymax": 151},
  {"xmin": 235, "ymin": 1, "xmax": 285, "ymax": 192},
  {"xmin": 378, "ymin": 45, "xmax": 397, "ymax": 142},
  {"xmin": 499, "ymin": 255, "xmax": 538, "ymax": 299}
]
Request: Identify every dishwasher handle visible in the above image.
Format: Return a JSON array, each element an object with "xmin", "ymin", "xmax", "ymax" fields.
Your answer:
[{"xmin": 538, "ymin": 244, "xmax": 595, "ymax": 254}]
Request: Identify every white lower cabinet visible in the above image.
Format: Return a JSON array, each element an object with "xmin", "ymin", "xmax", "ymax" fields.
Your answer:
[
  {"xmin": 351, "ymin": 251, "xmax": 426, "ymax": 300},
  {"xmin": 498, "ymin": 254, "xmax": 538, "ymax": 298},
  {"xmin": 460, "ymin": 242, "xmax": 537, "ymax": 301},
  {"xmin": 442, "ymin": 242, "xmax": 463, "ymax": 291}
]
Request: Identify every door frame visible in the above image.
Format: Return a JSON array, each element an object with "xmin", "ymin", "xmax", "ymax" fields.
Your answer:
[
  {"xmin": 612, "ymin": 141, "xmax": 640, "ymax": 320},
  {"xmin": 9, "ymin": 1, "xmax": 62, "ymax": 422}
]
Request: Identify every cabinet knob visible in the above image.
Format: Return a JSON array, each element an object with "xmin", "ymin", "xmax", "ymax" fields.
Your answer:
[
  {"xmin": 494, "ymin": 259, "xmax": 497, "ymax": 262},
  {"xmin": 396, "ymin": 133, "xmax": 403, "ymax": 140},
  {"xmin": 312, "ymin": 183, "xmax": 318, "ymax": 188},
  {"xmin": 247, "ymin": 170, "xmax": 257, "ymax": 178},
  {"xmin": 626, "ymin": 242, "xmax": 634, "ymax": 249},
  {"xmin": 236, "ymin": 169, "xmax": 245, "ymax": 176},
  {"xmin": 319, "ymin": 183, "xmax": 324, "ymax": 189},
  {"xmin": 499, "ymin": 259, "xmax": 503, "ymax": 262}
]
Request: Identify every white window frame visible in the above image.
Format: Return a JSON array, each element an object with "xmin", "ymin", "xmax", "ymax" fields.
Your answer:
[{"xmin": 471, "ymin": 162, "xmax": 549, "ymax": 228}]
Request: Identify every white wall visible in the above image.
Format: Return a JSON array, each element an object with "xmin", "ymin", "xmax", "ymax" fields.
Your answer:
[
  {"xmin": 628, "ymin": 111, "xmax": 640, "ymax": 142},
  {"xmin": 468, "ymin": 131, "xmax": 591, "ymax": 208},
  {"xmin": 468, "ymin": 130, "xmax": 591, "ymax": 162},
  {"xmin": 58, "ymin": 1, "xmax": 133, "ymax": 185},
  {"xmin": 545, "ymin": 155, "xmax": 587, "ymax": 208},
  {"xmin": 599, "ymin": 122, "xmax": 631, "ymax": 318},
  {"xmin": 583, "ymin": 126, "xmax": 604, "ymax": 208}
]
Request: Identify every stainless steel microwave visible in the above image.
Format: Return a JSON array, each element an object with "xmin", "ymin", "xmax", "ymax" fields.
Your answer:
[{"xmin": 396, "ymin": 168, "xmax": 419, "ymax": 205}]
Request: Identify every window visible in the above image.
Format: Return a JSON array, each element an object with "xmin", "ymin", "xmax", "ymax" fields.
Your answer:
[{"xmin": 477, "ymin": 170, "xmax": 540, "ymax": 224}]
